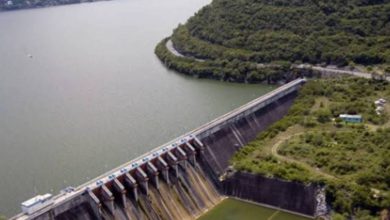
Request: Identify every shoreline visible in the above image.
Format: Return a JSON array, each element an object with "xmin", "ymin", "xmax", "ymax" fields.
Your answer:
[
  {"xmin": 157, "ymin": 37, "xmax": 389, "ymax": 84},
  {"xmin": 0, "ymin": 0, "xmax": 109, "ymax": 12}
]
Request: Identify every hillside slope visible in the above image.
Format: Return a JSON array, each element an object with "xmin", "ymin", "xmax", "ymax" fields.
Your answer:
[
  {"xmin": 156, "ymin": 0, "xmax": 390, "ymax": 82},
  {"xmin": 232, "ymin": 77, "xmax": 390, "ymax": 219}
]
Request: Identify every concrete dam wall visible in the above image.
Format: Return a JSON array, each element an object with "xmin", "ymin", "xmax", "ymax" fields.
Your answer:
[
  {"xmin": 196, "ymin": 90, "xmax": 298, "ymax": 181},
  {"xmin": 12, "ymin": 78, "xmax": 315, "ymax": 220},
  {"xmin": 221, "ymin": 172, "xmax": 317, "ymax": 216}
]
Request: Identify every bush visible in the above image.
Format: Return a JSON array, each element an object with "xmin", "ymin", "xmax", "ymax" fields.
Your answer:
[{"xmin": 316, "ymin": 109, "xmax": 332, "ymax": 123}]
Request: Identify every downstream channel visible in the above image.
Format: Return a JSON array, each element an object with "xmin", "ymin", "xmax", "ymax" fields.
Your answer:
[{"xmin": 0, "ymin": 0, "xmax": 276, "ymax": 216}]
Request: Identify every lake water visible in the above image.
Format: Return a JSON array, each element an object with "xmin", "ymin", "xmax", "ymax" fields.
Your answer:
[
  {"xmin": 198, "ymin": 199, "xmax": 311, "ymax": 220},
  {"xmin": 0, "ymin": 0, "xmax": 275, "ymax": 216}
]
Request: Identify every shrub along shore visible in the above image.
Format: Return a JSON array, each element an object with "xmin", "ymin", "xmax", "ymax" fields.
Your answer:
[{"xmin": 155, "ymin": 38, "xmax": 301, "ymax": 84}]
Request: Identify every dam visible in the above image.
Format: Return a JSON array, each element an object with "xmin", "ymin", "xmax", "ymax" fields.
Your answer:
[{"xmin": 11, "ymin": 78, "xmax": 315, "ymax": 220}]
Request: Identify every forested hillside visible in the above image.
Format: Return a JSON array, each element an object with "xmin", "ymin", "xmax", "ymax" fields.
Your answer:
[{"xmin": 156, "ymin": 0, "xmax": 390, "ymax": 82}]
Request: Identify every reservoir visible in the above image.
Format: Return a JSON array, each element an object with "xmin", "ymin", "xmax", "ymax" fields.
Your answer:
[{"xmin": 0, "ymin": 0, "xmax": 275, "ymax": 216}]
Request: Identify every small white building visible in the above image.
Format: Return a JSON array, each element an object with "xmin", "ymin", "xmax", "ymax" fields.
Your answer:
[
  {"xmin": 339, "ymin": 114, "xmax": 363, "ymax": 123},
  {"xmin": 376, "ymin": 106, "xmax": 384, "ymax": 115},
  {"xmin": 21, "ymin": 194, "xmax": 53, "ymax": 215},
  {"xmin": 374, "ymin": 98, "xmax": 386, "ymax": 115},
  {"xmin": 375, "ymin": 98, "xmax": 387, "ymax": 106}
]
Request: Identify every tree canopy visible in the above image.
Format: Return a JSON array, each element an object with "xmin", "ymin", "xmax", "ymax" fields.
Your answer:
[
  {"xmin": 182, "ymin": 0, "xmax": 390, "ymax": 65},
  {"xmin": 156, "ymin": 0, "xmax": 390, "ymax": 82}
]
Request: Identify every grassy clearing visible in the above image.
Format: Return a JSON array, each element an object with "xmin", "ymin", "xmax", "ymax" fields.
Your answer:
[{"xmin": 197, "ymin": 198, "xmax": 310, "ymax": 220}]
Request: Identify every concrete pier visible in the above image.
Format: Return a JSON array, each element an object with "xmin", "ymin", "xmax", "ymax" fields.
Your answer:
[
  {"xmin": 193, "ymin": 137, "xmax": 204, "ymax": 149},
  {"xmin": 113, "ymin": 179, "xmax": 127, "ymax": 208},
  {"xmin": 184, "ymin": 143, "xmax": 196, "ymax": 165},
  {"xmin": 135, "ymin": 167, "xmax": 149, "ymax": 195},
  {"xmin": 87, "ymin": 191, "xmax": 102, "ymax": 220},
  {"xmin": 175, "ymin": 146, "xmax": 187, "ymax": 168},
  {"xmin": 101, "ymin": 185, "xmax": 115, "ymax": 214},
  {"xmin": 124, "ymin": 173, "xmax": 138, "ymax": 201},
  {"xmin": 147, "ymin": 162, "xmax": 159, "ymax": 189},
  {"xmin": 156, "ymin": 157, "xmax": 170, "ymax": 184},
  {"xmin": 166, "ymin": 152, "xmax": 179, "ymax": 178}
]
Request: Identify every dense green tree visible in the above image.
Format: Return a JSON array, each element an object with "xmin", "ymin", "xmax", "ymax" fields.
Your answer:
[{"xmin": 316, "ymin": 109, "xmax": 332, "ymax": 123}]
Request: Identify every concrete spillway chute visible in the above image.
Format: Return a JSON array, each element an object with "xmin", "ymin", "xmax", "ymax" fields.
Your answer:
[
  {"xmin": 184, "ymin": 142, "xmax": 196, "ymax": 165},
  {"xmin": 192, "ymin": 137, "xmax": 205, "ymax": 154},
  {"xmin": 135, "ymin": 167, "xmax": 149, "ymax": 195},
  {"xmin": 175, "ymin": 146, "xmax": 188, "ymax": 168},
  {"xmin": 147, "ymin": 162, "xmax": 159, "ymax": 189},
  {"xmin": 193, "ymin": 137, "xmax": 204, "ymax": 148},
  {"xmin": 156, "ymin": 157, "xmax": 170, "ymax": 184},
  {"xmin": 166, "ymin": 152, "xmax": 179, "ymax": 178},
  {"xmin": 87, "ymin": 190, "xmax": 103, "ymax": 220},
  {"xmin": 113, "ymin": 179, "xmax": 127, "ymax": 208},
  {"xmin": 124, "ymin": 173, "xmax": 138, "ymax": 201},
  {"xmin": 101, "ymin": 185, "xmax": 115, "ymax": 214}
]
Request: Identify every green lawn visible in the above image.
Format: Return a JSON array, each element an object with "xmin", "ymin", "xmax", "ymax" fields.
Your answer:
[{"xmin": 198, "ymin": 198, "xmax": 311, "ymax": 220}]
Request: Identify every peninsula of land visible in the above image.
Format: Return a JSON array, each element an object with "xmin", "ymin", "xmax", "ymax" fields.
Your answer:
[{"xmin": 156, "ymin": 0, "xmax": 390, "ymax": 83}]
